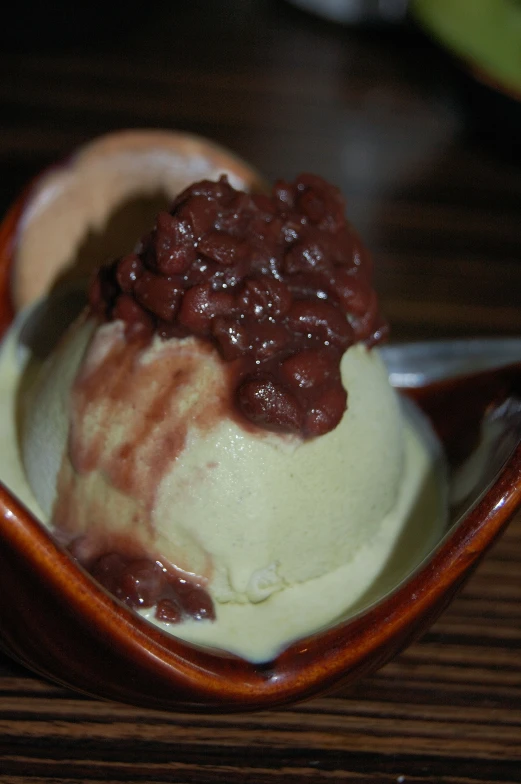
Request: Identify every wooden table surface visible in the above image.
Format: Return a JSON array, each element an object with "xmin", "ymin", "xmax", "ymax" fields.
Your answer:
[{"xmin": 1, "ymin": 1, "xmax": 520, "ymax": 781}]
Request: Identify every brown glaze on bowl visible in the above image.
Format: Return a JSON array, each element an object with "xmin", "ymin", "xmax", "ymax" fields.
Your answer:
[{"xmin": 0, "ymin": 130, "xmax": 520, "ymax": 712}]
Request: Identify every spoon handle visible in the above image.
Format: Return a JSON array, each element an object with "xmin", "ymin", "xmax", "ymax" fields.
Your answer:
[{"xmin": 378, "ymin": 337, "xmax": 521, "ymax": 388}]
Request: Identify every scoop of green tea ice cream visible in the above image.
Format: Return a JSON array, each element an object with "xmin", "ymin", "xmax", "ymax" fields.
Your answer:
[{"xmin": 22, "ymin": 313, "xmax": 404, "ymax": 605}]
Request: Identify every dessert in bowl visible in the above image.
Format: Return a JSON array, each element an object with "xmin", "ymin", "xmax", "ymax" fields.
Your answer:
[{"xmin": 0, "ymin": 130, "xmax": 520, "ymax": 711}]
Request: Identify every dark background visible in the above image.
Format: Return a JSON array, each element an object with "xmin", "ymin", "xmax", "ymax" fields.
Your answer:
[
  {"xmin": 2, "ymin": 0, "xmax": 520, "ymax": 343},
  {"xmin": 0, "ymin": 2, "xmax": 520, "ymax": 782}
]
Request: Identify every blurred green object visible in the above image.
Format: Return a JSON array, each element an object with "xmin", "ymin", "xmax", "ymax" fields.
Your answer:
[{"xmin": 411, "ymin": 0, "xmax": 521, "ymax": 96}]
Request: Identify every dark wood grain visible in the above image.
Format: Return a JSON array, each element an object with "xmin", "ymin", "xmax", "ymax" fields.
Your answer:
[{"xmin": 0, "ymin": 0, "xmax": 520, "ymax": 780}]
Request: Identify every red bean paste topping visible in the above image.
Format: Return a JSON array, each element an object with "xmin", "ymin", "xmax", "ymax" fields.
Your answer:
[
  {"xmin": 89, "ymin": 174, "xmax": 387, "ymax": 437},
  {"xmin": 72, "ymin": 544, "xmax": 215, "ymax": 624}
]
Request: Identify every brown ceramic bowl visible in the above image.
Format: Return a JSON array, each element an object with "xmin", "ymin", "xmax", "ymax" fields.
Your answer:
[{"xmin": 0, "ymin": 130, "xmax": 520, "ymax": 712}]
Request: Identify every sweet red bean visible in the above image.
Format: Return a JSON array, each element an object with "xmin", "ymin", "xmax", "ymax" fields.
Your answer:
[
  {"xmin": 251, "ymin": 192, "xmax": 277, "ymax": 215},
  {"xmin": 155, "ymin": 598, "xmax": 183, "ymax": 623},
  {"xmin": 216, "ymin": 192, "xmax": 258, "ymax": 234},
  {"xmin": 156, "ymin": 320, "xmax": 188, "ymax": 341},
  {"xmin": 134, "ymin": 271, "xmax": 182, "ymax": 322},
  {"xmin": 328, "ymin": 267, "xmax": 371, "ymax": 316},
  {"xmin": 176, "ymin": 582, "xmax": 215, "ymax": 621},
  {"xmin": 178, "ymin": 194, "xmax": 219, "ymax": 238},
  {"xmin": 297, "ymin": 188, "xmax": 326, "ymax": 223},
  {"xmin": 281, "ymin": 348, "xmax": 338, "ymax": 391},
  {"xmin": 281, "ymin": 216, "xmax": 304, "ymax": 245},
  {"xmin": 178, "ymin": 283, "xmax": 235, "ymax": 335},
  {"xmin": 286, "ymin": 300, "xmax": 354, "ymax": 349},
  {"xmin": 304, "ymin": 382, "xmax": 347, "ymax": 437},
  {"xmin": 116, "ymin": 253, "xmax": 144, "ymax": 293},
  {"xmin": 183, "ymin": 257, "xmax": 221, "ymax": 288},
  {"xmin": 284, "ymin": 238, "xmax": 333, "ymax": 275},
  {"xmin": 113, "ymin": 294, "xmax": 154, "ymax": 340},
  {"xmin": 238, "ymin": 275, "xmax": 292, "ymax": 319},
  {"xmin": 249, "ymin": 321, "xmax": 290, "ymax": 361},
  {"xmin": 296, "ymin": 173, "xmax": 345, "ymax": 231},
  {"xmin": 273, "ymin": 179, "xmax": 296, "ymax": 211},
  {"xmin": 186, "ymin": 176, "xmax": 236, "ymax": 202},
  {"xmin": 237, "ymin": 376, "xmax": 303, "ymax": 433},
  {"xmin": 118, "ymin": 559, "xmax": 164, "ymax": 607},
  {"xmin": 285, "ymin": 271, "xmax": 330, "ymax": 302},
  {"xmin": 198, "ymin": 231, "xmax": 245, "ymax": 265},
  {"xmin": 212, "ymin": 317, "xmax": 251, "ymax": 360},
  {"xmin": 154, "ymin": 212, "xmax": 196, "ymax": 275}
]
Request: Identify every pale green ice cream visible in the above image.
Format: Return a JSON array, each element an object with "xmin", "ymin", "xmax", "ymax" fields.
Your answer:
[{"xmin": 0, "ymin": 307, "xmax": 446, "ymax": 661}]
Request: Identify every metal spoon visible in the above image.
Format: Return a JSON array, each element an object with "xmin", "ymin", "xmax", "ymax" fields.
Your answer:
[{"xmin": 379, "ymin": 337, "xmax": 521, "ymax": 388}]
